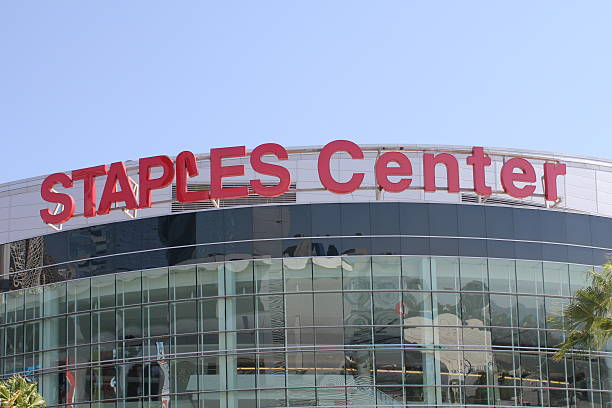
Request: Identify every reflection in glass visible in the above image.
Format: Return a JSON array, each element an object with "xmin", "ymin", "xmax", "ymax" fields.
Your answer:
[
  {"xmin": 283, "ymin": 258, "xmax": 312, "ymax": 292},
  {"xmin": 432, "ymin": 257, "xmax": 459, "ymax": 291},
  {"xmin": 402, "ymin": 256, "xmax": 430, "ymax": 290},
  {"xmin": 169, "ymin": 265, "xmax": 196, "ymax": 300},
  {"xmin": 515, "ymin": 260, "xmax": 542, "ymax": 294},
  {"xmin": 2, "ymin": 252, "xmax": 611, "ymax": 407}
]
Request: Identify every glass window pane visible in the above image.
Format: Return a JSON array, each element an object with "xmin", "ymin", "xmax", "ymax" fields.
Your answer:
[
  {"xmin": 517, "ymin": 296, "xmax": 544, "ymax": 333},
  {"xmin": 344, "ymin": 290, "xmax": 372, "ymax": 345},
  {"xmin": 171, "ymin": 301, "xmax": 197, "ymax": 354},
  {"xmin": 343, "ymin": 256, "xmax": 371, "ymax": 290},
  {"xmin": 169, "ymin": 265, "xmax": 196, "ymax": 300},
  {"xmin": 458, "ymin": 238, "xmax": 487, "ymax": 257},
  {"xmin": 225, "ymin": 241, "xmax": 253, "ymax": 262},
  {"xmin": 225, "ymin": 260, "xmax": 253, "ymax": 295},
  {"xmin": 117, "ymin": 307, "xmax": 142, "ymax": 359},
  {"xmin": 590, "ymin": 216, "xmax": 612, "ymax": 249},
  {"xmin": 6, "ymin": 289, "xmax": 24, "ymax": 323},
  {"xmin": 547, "ymin": 357, "xmax": 569, "ymax": 407},
  {"xmin": 429, "ymin": 237, "xmax": 459, "ymax": 256},
  {"xmin": 196, "ymin": 210, "xmax": 224, "ymax": 244},
  {"xmin": 541, "ymin": 211, "xmax": 566, "ymax": 244},
  {"xmin": 257, "ymin": 352, "xmax": 286, "ymax": 390},
  {"xmin": 313, "ymin": 257, "xmax": 342, "ymax": 291},
  {"xmin": 434, "ymin": 292, "xmax": 461, "ymax": 322},
  {"xmin": 198, "ymin": 263, "xmax": 223, "ymax": 297},
  {"xmin": 486, "ymin": 239, "xmax": 515, "ymax": 259},
  {"xmin": 460, "ymin": 258, "xmax": 487, "ymax": 291},
  {"xmin": 116, "ymin": 271, "xmax": 142, "ymax": 306},
  {"xmin": 370, "ymin": 202, "xmax": 400, "ymax": 235},
  {"xmin": 311, "ymin": 203, "xmax": 341, "ymax": 237},
  {"xmin": 402, "ymin": 256, "xmax": 431, "ymax": 290},
  {"xmin": 92, "ymin": 310, "xmax": 115, "ymax": 362},
  {"xmin": 258, "ymin": 389, "xmax": 286, "ymax": 408},
  {"xmin": 285, "ymin": 293, "xmax": 313, "ymax": 328},
  {"xmin": 404, "ymin": 348, "xmax": 437, "ymax": 404},
  {"xmin": 0, "ymin": 294, "xmax": 4, "ymax": 325},
  {"xmin": 170, "ymin": 358, "xmax": 198, "ymax": 407},
  {"xmin": 488, "ymin": 259, "xmax": 515, "ymax": 293},
  {"xmin": 91, "ymin": 274, "xmax": 115, "ymax": 310},
  {"xmin": 282, "ymin": 205, "xmax": 312, "ymax": 238},
  {"xmin": 372, "ymin": 256, "xmax": 401, "ymax": 290},
  {"xmin": 375, "ymin": 349, "xmax": 404, "ymax": 403},
  {"xmin": 314, "ymin": 293, "xmax": 343, "ymax": 344},
  {"xmin": 518, "ymin": 354, "xmax": 545, "ymax": 405},
  {"xmin": 457, "ymin": 205, "xmax": 485, "ymax": 237},
  {"xmin": 252, "ymin": 206, "xmax": 283, "ymax": 239},
  {"xmin": 200, "ymin": 297, "xmax": 222, "ymax": 334},
  {"xmin": 375, "ymin": 349, "xmax": 403, "ymax": 385},
  {"xmin": 233, "ymin": 296, "xmax": 255, "ymax": 349},
  {"xmin": 24, "ymin": 321, "xmax": 41, "ymax": 353},
  {"xmin": 429, "ymin": 204, "xmax": 458, "ymax": 236},
  {"xmin": 545, "ymin": 296, "xmax": 567, "ymax": 348},
  {"xmin": 143, "ymin": 268, "xmax": 168, "ymax": 303},
  {"xmin": 200, "ymin": 356, "xmax": 225, "ymax": 391},
  {"xmin": 485, "ymin": 206, "xmax": 514, "ymax": 239},
  {"xmin": 543, "ymin": 262, "xmax": 569, "ymax": 296},
  {"xmin": 542, "ymin": 243, "xmax": 568, "ymax": 262},
  {"xmin": 67, "ymin": 312, "xmax": 91, "ymax": 346},
  {"xmin": 432, "ymin": 257, "xmax": 459, "ymax": 291},
  {"xmin": 24, "ymin": 287, "xmax": 42, "ymax": 320},
  {"xmin": 142, "ymin": 304, "xmax": 170, "ymax": 337},
  {"xmin": 402, "ymin": 237, "xmax": 430, "ymax": 256},
  {"xmin": 565, "ymin": 213, "xmax": 591, "ymax": 246},
  {"xmin": 371, "ymin": 236, "xmax": 401, "ymax": 255},
  {"xmin": 568, "ymin": 264, "xmax": 590, "ymax": 295},
  {"xmin": 373, "ymin": 291, "xmax": 401, "ymax": 344},
  {"xmin": 513, "ymin": 208, "xmax": 541, "ymax": 241},
  {"xmin": 227, "ymin": 353, "xmax": 256, "ymax": 390},
  {"xmin": 284, "ymin": 258, "xmax": 312, "ymax": 292},
  {"xmin": 341, "ymin": 203, "xmax": 370, "ymax": 236},
  {"xmin": 315, "ymin": 350, "xmax": 345, "ymax": 386},
  {"xmin": 253, "ymin": 237, "xmax": 282, "ymax": 259},
  {"xmin": 461, "ymin": 292, "xmax": 490, "ymax": 325},
  {"xmin": 341, "ymin": 236, "xmax": 370, "ymax": 256},
  {"xmin": 287, "ymin": 351, "xmax": 315, "ymax": 387},
  {"xmin": 66, "ymin": 278, "xmax": 90, "ymax": 314},
  {"xmin": 490, "ymin": 295, "xmax": 516, "ymax": 327},
  {"xmin": 224, "ymin": 207, "xmax": 252, "ymax": 241},
  {"xmin": 400, "ymin": 203, "xmax": 429, "ymax": 235},
  {"xmin": 42, "ymin": 316, "xmax": 66, "ymax": 350},
  {"xmin": 255, "ymin": 259, "xmax": 283, "ymax": 293},
  {"xmin": 196, "ymin": 243, "xmax": 225, "ymax": 264},
  {"xmin": 256, "ymin": 295, "xmax": 285, "ymax": 333},
  {"xmin": 567, "ymin": 245, "xmax": 593, "ymax": 265},
  {"xmin": 515, "ymin": 260, "xmax": 542, "ymax": 294},
  {"xmin": 514, "ymin": 241, "xmax": 542, "ymax": 261},
  {"xmin": 345, "ymin": 350, "xmax": 374, "ymax": 399}
]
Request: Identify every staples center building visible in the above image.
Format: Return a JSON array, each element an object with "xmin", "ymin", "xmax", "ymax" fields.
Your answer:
[{"xmin": 0, "ymin": 141, "xmax": 611, "ymax": 408}]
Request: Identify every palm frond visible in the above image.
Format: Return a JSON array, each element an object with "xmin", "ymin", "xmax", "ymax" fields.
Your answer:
[
  {"xmin": 552, "ymin": 261, "xmax": 612, "ymax": 361},
  {"xmin": 0, "ymin": 375, "xmax": 46, "ymax": 408}
]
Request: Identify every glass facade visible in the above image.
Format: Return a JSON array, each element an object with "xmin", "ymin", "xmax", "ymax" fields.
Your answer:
[{"xmin": 1, "ymin": 203, "xmax": 611, "ymax": 407}]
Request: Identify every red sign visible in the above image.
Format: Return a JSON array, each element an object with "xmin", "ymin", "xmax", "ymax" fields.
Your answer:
[{"xmin": 39, "ymin": 140, "xmax": 566, "ymax": 225}]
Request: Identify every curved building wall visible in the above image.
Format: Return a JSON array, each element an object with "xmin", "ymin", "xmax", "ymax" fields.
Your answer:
[
  {"xmin": 1, "ymin": 203, "xmax": 611, "ymax": 407},
  {"xmin": 0, "ymin": 144, "xmax": 611, "ymax": 408}
]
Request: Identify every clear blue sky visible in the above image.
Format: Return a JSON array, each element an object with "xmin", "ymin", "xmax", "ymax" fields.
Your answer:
[{"xmin": 1, "ymin": 1, "xmax": 611, "ymax": 184}]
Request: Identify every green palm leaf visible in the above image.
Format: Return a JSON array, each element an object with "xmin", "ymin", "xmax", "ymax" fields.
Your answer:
[
  {"xmin": 553, "ymin": 262, "xmax": 612, "ymax": 361},
  {"xmin": 0, "ymin": 375, "xmax": 46, "ymax": 408}
]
